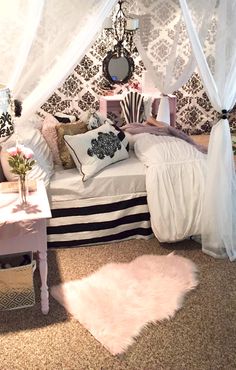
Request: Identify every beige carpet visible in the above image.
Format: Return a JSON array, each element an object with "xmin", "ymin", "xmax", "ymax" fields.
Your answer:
[{"xmin": 1, "ymin": 237, "xmax": 236, "ymax": 370}]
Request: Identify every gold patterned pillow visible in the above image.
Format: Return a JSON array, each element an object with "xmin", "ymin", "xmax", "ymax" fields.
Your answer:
[{"xmin": 56, "ymin": 121, "xmax": 88, "ymax": 169}]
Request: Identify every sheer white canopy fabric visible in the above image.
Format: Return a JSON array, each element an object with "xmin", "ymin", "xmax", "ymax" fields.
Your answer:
[
  {"xmin": 130, "ymin": 0, "xmax": 197, "ymax": 124},
  {"xmin": 180, "ymin": 0, "xmax": 236, "ymax": 260},
  {"xmin": 0, "ymin": 0, "xmax": 116, "ymax": 123}
]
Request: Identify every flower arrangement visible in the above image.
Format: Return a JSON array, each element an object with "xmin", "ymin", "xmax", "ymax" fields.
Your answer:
[
  {"xmin": 7, "ymin": 144, "xmax": 35, "ymax": 204},
  {"xmin": 7, "ymin": 144, "xmax": 35, "ymax": 176},
  {"xmin": 112, "ymin": 80, "xmax": 142, "ymax": 95}
]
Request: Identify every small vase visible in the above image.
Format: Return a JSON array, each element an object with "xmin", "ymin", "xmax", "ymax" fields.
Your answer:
[{"xmin": 18, "ymin": 174, "xmax": 29, "ymax": 205}]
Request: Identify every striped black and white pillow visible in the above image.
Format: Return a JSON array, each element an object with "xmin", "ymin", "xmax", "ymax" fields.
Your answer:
[{"xmin": 120, "ymin": 91, "xmax": 145, "ymax": 125}]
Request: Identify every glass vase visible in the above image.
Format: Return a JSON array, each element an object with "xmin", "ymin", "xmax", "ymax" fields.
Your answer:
[{"xmin": 18, "ymin": 174, "xmax": 29, "ymax": 206}]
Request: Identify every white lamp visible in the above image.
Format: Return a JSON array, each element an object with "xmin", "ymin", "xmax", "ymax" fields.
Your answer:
[
  {"xmin": 157, "ymin": 96, "xmax": 171, "ymax": 125},
  {"xmin": 0, "ymin": 85, "xmax": 14, "ymax": 144},
  {"xmin": 0, "ymin": 84, "xmax": 22, "ymax": 144}
]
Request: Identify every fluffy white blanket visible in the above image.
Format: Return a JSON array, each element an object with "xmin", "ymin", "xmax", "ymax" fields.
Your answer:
[{"xmin": 134, "ymin": 134, "xmax": 207, "ymax": 242}]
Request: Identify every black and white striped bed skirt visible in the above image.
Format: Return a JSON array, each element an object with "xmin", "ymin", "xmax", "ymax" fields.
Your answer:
[{"xmin": 47, "ymin": 192, "xmax": 153, "ymax": 248}]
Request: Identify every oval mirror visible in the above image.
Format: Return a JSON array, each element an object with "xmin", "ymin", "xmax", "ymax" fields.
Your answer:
[{"xmin": 103, "ymin": 48, "xmax": 134, "ymax": 85}]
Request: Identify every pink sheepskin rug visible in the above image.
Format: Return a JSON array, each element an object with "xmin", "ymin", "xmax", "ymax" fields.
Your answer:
[{"xmin": 51, "ymin": 253, "xmax": 198, "ymax": 355}]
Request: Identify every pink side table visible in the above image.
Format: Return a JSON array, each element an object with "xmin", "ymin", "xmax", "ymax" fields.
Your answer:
[
  {"xmin": 99, "ymin": 94, "xmax": 176, "ymax": 126},
  {"xmin": 0, "ymin": 180, "xmax": 51, "ymax": 314}
]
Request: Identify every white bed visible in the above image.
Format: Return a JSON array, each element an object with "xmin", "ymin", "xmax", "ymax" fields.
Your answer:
[
  {"xmin": 47, "ymin": 132, "xmax": 207, "ymax": 248},
  {"xmin": 134, "ymin": 134, "xmax": 207, "ymax": 242},
  {"xmin": 47, "ymin": 151, "xmax": 153, "ymax": 248},
  {"xmin": 48, "ymin": 151, "xmax": 146, "ymax": 201},
  {"xmin": 0, "ymin": 115, "xmax": 207, "ymax": 249}
]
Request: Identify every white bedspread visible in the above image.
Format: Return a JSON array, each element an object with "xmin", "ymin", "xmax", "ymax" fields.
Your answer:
[
  {"xmin": 134, "ymin": 134, "xmax": 207, "ymax": 242},
  {"xmin": 48, "ymin": 151, "xmax": 146, "ymax": 202}
]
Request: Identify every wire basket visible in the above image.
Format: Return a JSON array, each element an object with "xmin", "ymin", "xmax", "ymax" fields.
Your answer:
[{"xmin": 0, "ymin": 252, "xmax": 36, "ymax": 310}]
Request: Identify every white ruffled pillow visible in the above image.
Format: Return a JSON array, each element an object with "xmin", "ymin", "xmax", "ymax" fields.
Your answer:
[
  {"xmin": 1, "ymin": 128, "xmax": 54, "ymax": 186},
  {"xmin": 64, "ymin": 122, "xmax": 129, "ymax": 181}
]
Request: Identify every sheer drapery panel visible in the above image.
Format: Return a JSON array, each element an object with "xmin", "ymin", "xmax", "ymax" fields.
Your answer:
[
  {"xmin": 0, "ymin": 0, "xmax": 116, "ymax": 123},
  {"xmin": 179, "ymin": 0, "xmax": 236, "ymax": 260},
  {"xmin": 129, "ymin": 0, "xmax": 197, "ymax": 123}
]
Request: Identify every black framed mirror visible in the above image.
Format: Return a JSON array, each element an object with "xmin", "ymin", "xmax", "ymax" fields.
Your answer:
[{"xmin": 103, "ymin": 47, "xmax": 134, "ymax": 85}]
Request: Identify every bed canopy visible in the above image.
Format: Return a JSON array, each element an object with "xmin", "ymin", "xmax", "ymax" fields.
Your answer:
[{"xmin": 0, "ymin": 0, "xmax": 235, "ymax": 260}]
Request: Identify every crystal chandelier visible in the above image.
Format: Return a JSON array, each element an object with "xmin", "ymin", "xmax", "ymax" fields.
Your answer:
[{"xmin": 103, "ymin": 0, "xmax": 139, "ymax": 57}]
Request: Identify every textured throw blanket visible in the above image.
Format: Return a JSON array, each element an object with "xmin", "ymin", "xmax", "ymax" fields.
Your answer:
[
  {"xmin": 121, "ymin": 123, "xmax": 208, "ymax": 154},
  {"xmin": 132, "ymin": 133, "xmax": 207, "ymax": 242}
]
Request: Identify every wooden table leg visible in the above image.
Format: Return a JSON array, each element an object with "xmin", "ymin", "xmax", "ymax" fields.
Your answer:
[
  {"xmin": 38, "ymin": 249, "xmax": 49, "ymax": 314},
  {"xmin": 38, "ymin": 219, "xmax": 49, "ymax": 315}
]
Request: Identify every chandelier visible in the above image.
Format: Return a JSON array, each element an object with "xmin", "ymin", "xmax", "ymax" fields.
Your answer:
[{"xmin": 103, "ymin": 0, "xmax": 139, "ymax": 57}]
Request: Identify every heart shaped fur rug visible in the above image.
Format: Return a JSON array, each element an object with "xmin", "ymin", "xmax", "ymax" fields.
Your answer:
[{"xmin": 51, "ymin": 253, "xmax": 198, "ymax": 355}]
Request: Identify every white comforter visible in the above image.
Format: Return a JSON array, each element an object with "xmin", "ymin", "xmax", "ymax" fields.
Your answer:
[{"xmin": 134, "ymin": 134, "xmax": 207, "ymax": 242}]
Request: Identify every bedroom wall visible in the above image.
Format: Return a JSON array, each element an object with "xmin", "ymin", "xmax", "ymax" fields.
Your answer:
[{"xmin": 40, "ymin": 34, "xmax": 236, "ymax": 135}]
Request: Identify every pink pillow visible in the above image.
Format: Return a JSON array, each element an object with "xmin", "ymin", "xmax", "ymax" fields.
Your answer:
[
  {"xmin": 0, "ymin": 149, "xmax": 18, "ymax": 181},
  {"xmin": 0, "ymin": 146, "xmax": 7, "ymax": 182},
  {"xmin": 41, "ymin": 114, "xmax": 62, "ymax": 165}
]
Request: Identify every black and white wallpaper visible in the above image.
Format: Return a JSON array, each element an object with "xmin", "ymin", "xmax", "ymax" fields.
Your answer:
[{"xmin": 41, "ymin": 34, "xmax": 236, "ymax": 135}]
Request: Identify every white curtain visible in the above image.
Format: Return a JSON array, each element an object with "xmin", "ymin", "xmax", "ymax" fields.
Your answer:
[
  {"xmin": 129, "ymin": 0, "xmax": 199, "ymax": 123},
  {"xmin": 0, "ymin": 0, "xmax": 116, "ymax": 123},
  {"xmin": 179, "ymin": 0, "xmax": 236, "ymax": 260}
]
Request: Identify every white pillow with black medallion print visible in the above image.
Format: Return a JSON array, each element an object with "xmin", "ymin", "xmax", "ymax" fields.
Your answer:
[{"xmin": 64, "ymin": 122, "xmax": 129, "ymax": 181}]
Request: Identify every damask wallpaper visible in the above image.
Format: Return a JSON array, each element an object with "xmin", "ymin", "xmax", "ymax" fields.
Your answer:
[
  {"xmin": 40, "ymin": 34, "xmax": 145, "ymax": 121},
  {"xmin": 40, "ymin": 33, "xmax": 236, "ymax": 135}
]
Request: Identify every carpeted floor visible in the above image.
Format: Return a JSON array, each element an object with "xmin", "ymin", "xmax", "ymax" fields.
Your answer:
[{"xmin": 1, "ymin": 237, "xmax": 236, "ymax": 370}]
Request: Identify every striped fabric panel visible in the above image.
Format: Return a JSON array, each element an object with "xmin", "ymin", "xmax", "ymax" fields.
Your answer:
[
  {"xmin": 48, "ymin": 213, "xmax": 150, "ymax": 237},
  {"xmin": 48, "ymin": 204, "xmax": 148, "ymax": 227},
  {"xmin": 50, "ymin": 196, "xmax": 147, "ymax": 217},
  {"xmin": 48, "ymin": 220, "xmax": 151, "ymax": 242},
  {"xmin": 47, "ymin": 193, "xmax": 153, "ymax": 248},
  {"xmin": 47, "ymin": 228, "xmax": 153, "ymax": 249},
  {"xmin": 49, "ymin": 192, "xmax": 147, "ymax": 209},
  {"xmin": 47, "ymin": 198, "xmax": 150, "ymax": 236},
  {"xmin": 120, "ymin": 91, "xmax": 145, "ymax": 124}
]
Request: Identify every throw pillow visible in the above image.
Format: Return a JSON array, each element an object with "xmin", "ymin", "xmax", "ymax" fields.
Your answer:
[
  {"xmin": 122, "ymin": 131, "xmax": 137, "ymax": 150},
  {"xmin": 1, "ymin": 128, "xmax": 54, "ymax": 186},
  {"xmin": 0, "ymin": 146, "xmax": 6, "ymax": 182},
  {"xmin": 143, "ymin": 96, "xmax": 153, "ymax": 120},
  {"xmin": 64, "ymin": 122, "xmax": 129, "ymax": 181},
  {"xmin": 54, "ymin": 112, "xmax": 77, "ymax": 123},
  {"xmin": 41, "ymin": 113, "xmax": 62, "ymax": 165},
  {"xmin": 87, "ymin": 111, "xmax": 114, "ymax": 130},
  {"xmin": 56, "ymin": 121, "xmax": 88, "ymax": 169},
  {"xmin": 120, "ymin": 91, "xmax": 145, "ymax": 125}
]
